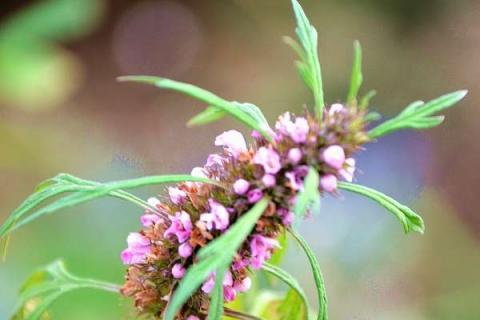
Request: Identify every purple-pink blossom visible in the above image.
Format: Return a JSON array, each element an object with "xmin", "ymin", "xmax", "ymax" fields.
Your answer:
[
  {"xmin": 201, "ymin": 273, "xmax": 215, "ymax": 294},
  {"xmin": 121, "ymin": 232, "xmax": 151, "ymax": 265},
  {"xmin": 262, "ymin": 174, "xmax": 276, "ymax": 187},
  {"xmin": 247, "ymin": 188, "xmax": 264, "ymax": 203},
  {"xmin": 214, "ymin": 130, "xmax": 247, "ymax": 157},
  {"xmin": 168, "ymin": 187, "xmax": 187, "ymax": 205},
  {"xmin": 288, "ymin": 148, "xmax": 302, "ymax": 164},
  {"xmin": 328, "ymin": 103, "xmax": 344, "ymax": 115},
  {"xmin": 178, "ymin": 242, "xmax": 193, "ymax": 258},
  {"xmin": 340, "ymin": 158, "xmax": 356, "ymax": 182},
  {"xmin": 320, "ymin": 174, "xmax": 338, "ymax": 192},
  {"xmin": 249, "ymin": 234, "xmax": 279, "ymax": 269},
  {"xmin": 233, "ymin": 179, "xmax": 250, "ymax": 195},
  {"xmin": 200, "ymin": 199, "xmax": 230, "ymax": 231},
  {"xmin": 172, "ymin": 263, "xmax": 185, "ymax": 279},
  {"xmin": 164, "ymin": 211, "xmax": 193, "ymax": 243},
  {"xmin": 253, "ymin": 146, "xmax": 281, "ymax": 174},
  {"xmin": 322, "ymin": 145, "xmax": 345, "ymax": 169},
  {"xmin": 140, "ymin": 214, "xmax": 161, "ymax": 227},
  {"xmin": 275, "ymin": 112, "xmax": 310, "ymax": 143},
  {"xmin": 234, "ymin": 276, "xmax": 252, "ymax": 292},
  {"xmin": 285, "ymin": 165, "xmax": 309, "ymax": 191}
]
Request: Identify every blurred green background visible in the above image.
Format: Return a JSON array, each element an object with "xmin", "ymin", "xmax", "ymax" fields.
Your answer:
[{"xmin": 0, "ymin": 0, "xmax": 479, "ymax": 319}]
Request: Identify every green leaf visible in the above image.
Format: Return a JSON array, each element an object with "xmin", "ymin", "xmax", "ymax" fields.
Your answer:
[
  {"xmin": 337, "ymin": 182, "xmax": 425, "ymax": 234},
  {"xmin": 289, "ymin": 229, "xmax": 328, "ymax": 320},
  {"xmin": 262, "ymin": 263, "xmax": 310, "ymax": 320},
  {"xmin": 208, "ymin": 267, "xmax": 226, "ymax": 320},
  {"xmin": 359, "ymin": 90, "xmax": 376, "ymax": 109},
  {"xmin": 11, "ymin": 260, "xmax": 119, "ymax": 320},
  {"xmin": 279, "ymin": 289, "xmax": 307, "ymax": 320},
  {"xmin": 268, "ymin": 231, "xmax": 288, "ymax": 267},
  {"xmin": 0, "ymin": 173, "xmax": 220, "ymax": 239},
  {"xmin": 368, "ymin": 90, "xmax": 467, "ymax": 138},
  {"xmin": 117, "ymin": 76, "xmax": 273, "ymax": 141},
  {"xmin": 294, "ymin": 167, "xmax": 320, "ymax": 218},
  {"xmin": 164, "ymin": 198, "xmax": 269, "ymax": 320},
  {"xmin": 187, "ymin": 106, "xmax": 226, "ymax": 127},
  {"xmin": 347, "ymin": 41, "xmax": 363, "ymax": 106},
  {"xmin": 287, "ymin": 0, "xmax": 324, "ymax": 118}
]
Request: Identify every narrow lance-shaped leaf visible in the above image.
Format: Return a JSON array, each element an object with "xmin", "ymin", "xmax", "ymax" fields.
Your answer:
[
  {"xmin": 0, "ymin": 173, "xmax": 220, "ymax": 239},
  {"xmin": 368, "ymin": 90, "xmax": 467, "ymax": 138},
  {"xmin": 11, "ymin": 260, "xmax": 120, "ymax": 320},
  {"xmin": 337, "ymin": 182, "xmax": 425, "ymax": 234},
  {"xmin": 117, "ymin": 76, "xmax": 273, "ymax": 141},
  {"xmin": 164, "ymin": 198, "xmax": 269, "ymax": 320},
  {"xmin": 187, "ymin": 106, "xmax": 226, "ymax": 127},
  {"xmin": 207, "ymin": 267, "xmax": 227, "ymax": 320},
  {"xmin": 346, "ymin": 41, "xmax": 363, "ymax": 106},
  {"xmin": 262, "ymin": 262, "xmax": 310, "ymax": 320},
  {"xmin": 289, "ymin": 229, "xmax": 328, "ymax": 320},
  {"xmin": 287, "ymin": 0, "xmax": 325, "ymax": 118},
  {"xmin": 294, "ymin": 167, "xmax": 320, "ymax": 218}
]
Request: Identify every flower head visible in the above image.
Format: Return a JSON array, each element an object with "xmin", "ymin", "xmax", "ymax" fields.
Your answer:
[
  {"xmin": 253, "ymin": 146, "xmax": 281, "ymax": 174},
  {"xmin": 121, "ymin": 233, "xmax": 151, "ymax": 265},
  {"xmin": 164, "ymin": 211, "xmax": 193, "ymax": 243},
  {"xmin": 215, "ymin": 130, "xmax": 247, "ymax": 157}
]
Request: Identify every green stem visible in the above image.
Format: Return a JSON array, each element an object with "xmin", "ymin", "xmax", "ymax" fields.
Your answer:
[
  {"xmin": 224, "ymin": 308, "xmax": 263, "ymax": 320},
  {"xmin": 289, "ymin": 228, "xmax": 328, "ymax": 320}
]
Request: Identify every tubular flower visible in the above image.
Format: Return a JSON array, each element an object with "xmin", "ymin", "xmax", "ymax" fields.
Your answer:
[{"xmin": 120, "ymin": 106, "xmax": 370, "ymax": 319}]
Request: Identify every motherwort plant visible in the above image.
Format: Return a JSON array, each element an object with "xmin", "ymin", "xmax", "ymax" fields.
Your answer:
[{"xmin": 1, "ymin": 1, "xmax": 466, "ymax": 319}]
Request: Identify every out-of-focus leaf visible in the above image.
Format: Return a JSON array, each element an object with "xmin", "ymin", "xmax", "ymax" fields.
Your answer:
[
  {"xmin": 368, "ymin": 90, "xmax": 467, "ymax": 138},
  {"xmin": 164, "ymin": 198, "xmax": 269, "ymax": 320},
  {"xmin": 268, "ymin": 231, "xmax": 288, "ymax": 267},
  {"xmin": 187, "ymin": 106, "xmax": 226, "ymax": 127},
  {"xmin": 117, "ymin": 76, "xmax": 273, "ymax": 141},
  {"xmin": 208, "ymin": 268, "xmax": 226, "ymax": 320},
  {"xmin": 346, "ymin": 41, "xmax": 363, "ymax": 106},
  {"xmin": 262, "ymin": 263, "xmax": 310, "ymax": 320},
  {"xmin": 359, "ymin": 90, "xmax": 376, "ymax": 109},
  {"xmin": 294, "ymin": 167, "xmax": 320, "ymax": 218},
  {"xmin": 290, "ymin": 229, "xmax": 328, "ymax": 320},
  {"xmin": 279, "ymin": 289, "xmax": 307, "ymax": 320},
  {"xmin": 11, "ymin": 260, "xmax": 119, "ymax": 320},
  {"xmin": 338, "ymin": 182, "xmax": 425, "ymax": 234},
  {"xmin": 286, "ymin": 0, "xmax": 324, "ymax": 118}
]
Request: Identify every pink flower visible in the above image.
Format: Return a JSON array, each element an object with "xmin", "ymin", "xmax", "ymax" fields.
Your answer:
[
  {"xmin": 147, "ymin": 197, "xmax": 160, "ymax": 207},
  {"xmin": 223, "ymin": 270, "xmax": 233, "ymax": 286},
  {"xmin": 262, "ymin": 174, "xmax": 276, "ymax": 187},
  {"xmin": 164, "ymin": 211, "xmax": 193, "ymax": 243},
  {"xmin": 200, "ymin": 199, "xmax": 230, "ymax": 231},
  {"xmin": 168, "ymin": 187, "xmax": 187, "ymax": 205},
  {"xmin": 178, "ymin": 242, "xmax": 193, "ymax": 258},
  {"xmin": 191, "ymin": 167, "xmax": 208, "ymax": 178},
  {"xmin": 223, "ymin": 286, "xmax": 237, "ymax": 302},
  {"xmin": 285, "ymin": 165, "xmax": 309, "ymax": 191},
  {"xmin": 121, "ymin": 233, "xmax": 151, "ymax": 265},
  {"xmin": 320, "ymin": 174, "xmax": 338, "ymax": 192},
  {"xmin": 247, "ymin": 188, "xmax": 263, "ymax": 203},
  {"xmin": 232, "ymin": 257, "xmax": 249, "ymax": 271},
  {"xmin": 288, "ymin": 148, "xmax": 302, "ymax": 164},
  {"xmin": 206, "ymin": 153, "xmax": 225, "ymax": 168},
  {"xmin": 322, "ymin": 145, "xmax": 345, "ymax": 169},
  {"xmin": 140, "ymin": 214, "xmax": 160, "ymax": 227},
  {"xmin": 172, "ymin": 263, "xmax": 186, "ymax": 279},
  {"xmin": 214, "ymin": 130, "xmax": 247, "ymax": 157},
  {"xmin": 233, "ymin": 179, "xmax": 250, "ymax": 195},
  {"xmin": 339, "ymin": 158, "xmax": 356, "ymax": 182},
  {"xmin": 278, "ymin": 208, "xmax": 294, "ymax": 226},
  {"xmin": 234, "ymin": 276, "xmax": 252, "ymax": 292},
  {"xmin": 275, "ymin": 113, "xmax": 309, "ymax": 143},
  {"xmin": 254, "ymin": 147, "xmax": 281, "ymax": 174},
  {"xmin": 201, "ymin": 273, "xmax": 216, "ymax": 294},
  {"xmin": 329, "ymin": 103, "xmax": 345, "ymax": 115},
  {"xmin": 187, "ymin": 316, "xmax": 200, "ymax": 320},
  {"xmin": 249, "ymin": 234, "xmax": 279, "ymax": 269}
]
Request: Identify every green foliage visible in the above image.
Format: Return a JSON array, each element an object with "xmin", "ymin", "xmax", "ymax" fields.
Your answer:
[
  {"xmin": 208, "ymin": 268, "xmax": 227, "ymax": 320},
  {"xmin": 117, "ymin": 76, "xmax": 273, "ymax": 141},
  {"xmin": 187, "ymin": 106, "xmax": 226, "ymax": 127},
  {"xmin": 0, "ymin": 173, "xmax": 219, "ymax": 240},
  {"xmin": 164, "ymin": 198, "xmax": 269, "ymax": 320},
  {"xmin": 11, "ymin": 260, "xmax": 119, "ymax": 320},
  {"xmin": 359, "ymin": 90, "xmax": 376, "ymax": 109},
  {"xmin": 347, "ymin": 41, "xmax": 363, "ymax": 106},
  {"xmin": 294, "ymin": 167, "xmax": 320, "ymax": 218},
  {"xmin": 285, "ymin": 0, "xmax": 324, "ymax": 118},
  {"xmin": 368, "ymin": 90, "xmax": 467, "ymax": 138},
  {"xmin": 262, "ymin": 263, "xmax": 310, "ymax": 320},
  {"xmin": 338, "ymin": 182, "xmax": 425, "ymax": 234},
  {"xmin": 289, "ymin": 229, "xmax": 328, "ymax": 320}
]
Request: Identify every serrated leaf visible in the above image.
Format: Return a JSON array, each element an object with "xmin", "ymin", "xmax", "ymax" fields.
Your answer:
[
  {"xmin": 347, "ymin": 41, "xmax": 363, "ymax": 106},
  {"xmin": 337, "ymin": 182, "xmax": 425, "ymax": 234},
  {"xmin": 117, "ymin": 76, "xmax": 273, "ymax": 141},
  {"xmin": 294, "ymin": 167, "xmax": 320, "ymax": 218},
  {"xmin": 11, "ymin": 260, "xmax": 119, "ymax": 320},
  {"xmin": 368, "ymin": 90, "xmax": 467, "ymax": 138},
  {"xmin": 262, "ymin": 263, "xmax": 310, "ymax": 320},
  {"xmin": 187, "ymin": 106, "xmax": 226, "ymax": 127},
  {"xmin": 289, "ymin": 229, "xmax": 328, "ymax": 320},
  {"xmin": 164, "ymin": 198, "xmax": 269, "ymax": 320},
  {"xmin": 288, "ymin": 0, "xmax": 324, "ymax": 118},
  {"xmin": 0, "ymin": 174, "xmax": 220, "ymax": 239}
]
